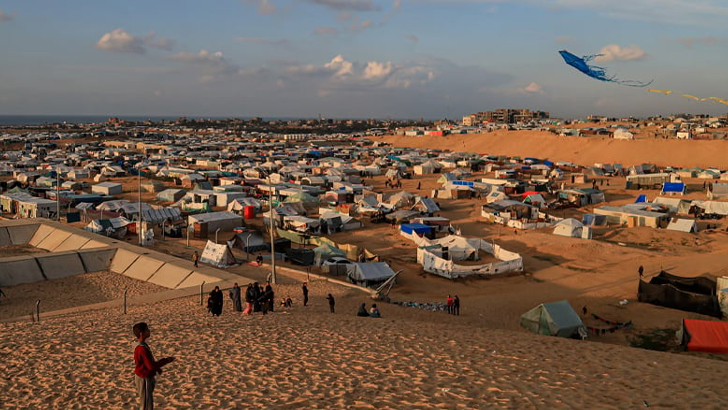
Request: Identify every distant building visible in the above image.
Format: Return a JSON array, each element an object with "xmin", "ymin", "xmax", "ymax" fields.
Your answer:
[{"xmin": 467, "ymin": 109, "xmax": 549, "ymax": 125}]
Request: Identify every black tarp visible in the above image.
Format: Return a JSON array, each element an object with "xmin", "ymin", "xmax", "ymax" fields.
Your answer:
[
  {"xmin": 284, "ymin": 248, "xmax": 315, "ymax": 266},
  {"xmin": 638, "ymin": 271, "xmax": 721, "ymax": 317}
]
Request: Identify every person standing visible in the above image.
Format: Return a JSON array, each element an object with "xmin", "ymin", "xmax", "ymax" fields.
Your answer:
[
  {"xmin": 302, "ymin": 282, "xmax": 309, "ymax": 307},
  {"xmin": 446, "ymin": 295, "xmax": 454, "ymax": 315},
  {"xmin": 265, "ymin": 282, "xmax": 275, "ymax": 312},
  {"xmin": 133, "ymin": 322, "xmax": 175, "ymax": 410},
  {"xmin": 638, "ymin": 265, "xmax": 644, "ymax": 279},
  {"xmin": 453, "ymin": 296, "xmax": 460, "ymax": 316},
  {"xmin": 192, "ymin": 251, "xmax": 200, "ymax": 268},
  {"xmin": 209, "ymin": 286, "xmax": 223, "ymax": 316},
  {"xmin": 229, "ymin": 283, "xmax": 242, "ymax": 312},
  {"xmin": 243, "ymin": 283, "xmax": 254, "ymax": 315},
  {"xmin": 326, "ymin": 293, "xmax": 335, "ymax": 313}
]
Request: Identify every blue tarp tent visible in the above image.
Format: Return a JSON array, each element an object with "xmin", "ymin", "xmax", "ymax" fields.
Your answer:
[
  {"xmin": 635, "ymin": 194, "xmax": 648, "ymax": 203},
  {"xmin": 400, "ymin": 223, "xmax": 434, "ymax": 235},
  {"xmin": 661, "ymin": 182, "xmax": 685, "ymax": 195}
]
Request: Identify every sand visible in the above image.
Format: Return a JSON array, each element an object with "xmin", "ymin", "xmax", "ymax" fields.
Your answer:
[
  {"xmin": 4, "ymin": 130, "xmax": 728, "ymax": 408},
  {"xmin": 379, "ymin": 131, "xmax": 728, "ymax": 169},
  {"xmin": 3, "ymin": 273, "xmax": 728, "ymax": 409}
]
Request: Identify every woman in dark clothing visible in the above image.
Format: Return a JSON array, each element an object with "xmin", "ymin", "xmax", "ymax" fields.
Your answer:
[
  {"xmin": 453, "ymin": 295, "xmax": 460, "ymax": 316},
  {"xmin": 252, "ymin": 282, "xmax": 261, "ymax": 312},
  {"xmin": 243, "ymin": 283, "xmax": 255, "ymax": 315},
  {"xmin": 209, "ymin": 286, "xmax": 224, "ymax": 316},
  {"xmin": 229, "ymin": 283, "xmax": 242, "ymax": 312},
  {"xmin": 265, "ymin": 283, "xmax": 275, "ymax": 312},
  {"xmin": 357, "ymin": 303, "xmax": 369, "ymax": 317}
]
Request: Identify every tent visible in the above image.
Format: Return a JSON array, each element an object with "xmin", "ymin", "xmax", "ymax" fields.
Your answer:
[
  {"xmin": 346, "ymin": 262, "xmax": 396, "ymax": 287},
  {"xmin": 553, "ymin": 218, "xmax": 591, "ymax": 239},
  {"xmin": 666, "ymin": 218, "xmax": 698, "ymax": 233},
  {"xmin": 400, "ymin": 223, "xmax": 435, "ymax": 236},
  {"xmin": 638, "ymin": 271, "xmax": 721, "ymax": 317},
  {"xmin": 313, "ymin": 242, "xmax": 347, "ymax": 266},
  {"xmin": 199, "ymin": 240, "xmax": 238, "ymax": 268},
  {"xmin": 661, "ymin": 182, "xmax": 685, "ymax": 196},
  {"xmin": 678, "ymin": 319, "xmax": 728, "ymax": 353},
  {"xmin": 228, "ymin": 231, "xmax": 269, "ymax": 254},
  {"xmin": 85, "ymin": 216, "xmax": 131, "ymax": 238},
  {"xmin": 519, "ymin": 300, "xmax": 586, "ymax": 338}
]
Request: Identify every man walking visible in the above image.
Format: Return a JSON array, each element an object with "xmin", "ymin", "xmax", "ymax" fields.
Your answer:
[{"xmin": 192, "ymin": 251, "xmax": 199, "ymax": 268}]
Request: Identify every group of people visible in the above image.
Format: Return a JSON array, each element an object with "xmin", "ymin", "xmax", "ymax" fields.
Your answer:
[
  {"xmin": 446, "ymin": 294, "xmax": 460, "ymax": 315},
  {"xmin": 357, "ymin": 302, "xmax": 381, "ymax": 318},
  {"xmin": 206, "ymin": 281, "xmax": 277, "ymax": 316}
]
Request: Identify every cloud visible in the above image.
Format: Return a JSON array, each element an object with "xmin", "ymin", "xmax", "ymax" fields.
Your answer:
[
  {"xmin": 676, "ymin": 36, "xmax": 722, "ymax": 48},
  {"xmin": 593, "ymin": 44, "xmax": 647, "ymax": 62},
  {"xmin": 243, "ymin": 0, "xmax": 278, "ymax": 14},
  {"xmin": 96, "ymin": 29, "xmax": 175, "ymax": 54},
  {"xmin": 306, "ymin": 0, "xmax": 381, "ymax": 12},
  {"xmin": 313, "ymin": 26, "xmax": 339, "ymax": 36},
  {"xmin": 0, "ymin": 9, "xmax": 14, "ymax": 22},
  {"xmin": 144, "ymin": 31, "xmax": 175, "ymax": 51},
  {"xmin": 96, "ymin": 29, "xmax": 146, "ymax": 54},
  {"xmin": 405, "ymin": 34, "xmax": 419, "ymax": 44},
  {"xmin": 167, "ymin": 49, "xmax": 241, "ymax": 82},
  {"xmin": 234, "ymin": 37, "xmax": 292, "ymax": 47},
  {"xmin": 518, "ymin": 82, "xmax": 544, "ymax": 94}
]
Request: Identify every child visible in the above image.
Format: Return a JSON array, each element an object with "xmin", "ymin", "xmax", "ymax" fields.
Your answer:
[
  {"xmin": 133, "ymin": 322, "xmax": 175, "ymax": 410},
  {"xmin": 369, "ymin": 303, "xmax": 381, "ymax": 318}
]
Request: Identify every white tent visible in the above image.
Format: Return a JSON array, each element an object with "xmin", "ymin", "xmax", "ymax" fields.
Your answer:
[
  {"xmin": 553, "ymin": 218, "xmax": 591, "ymax": 239},
  {"xmin": 199, "ymin": 240, "xmax": 238, "ymax": 268},
  {"xmin": 666, "ymin": 218, "xmax": 698, "ymax": 233}
]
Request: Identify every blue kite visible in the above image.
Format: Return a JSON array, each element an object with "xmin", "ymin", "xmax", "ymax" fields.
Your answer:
[{"xmin": 559, "ymin": 50, "xmax": 652, "ymax": 87}]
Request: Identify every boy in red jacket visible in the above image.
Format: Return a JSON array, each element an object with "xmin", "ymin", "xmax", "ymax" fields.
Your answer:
[{"xmin": 133, "ymin": 322, "xmax": 175, "ymax": 410}]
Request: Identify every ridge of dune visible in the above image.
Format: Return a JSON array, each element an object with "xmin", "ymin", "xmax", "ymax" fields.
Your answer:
[
  {"xmin": 379, "ymin": 131, "xmax": 728, "ymax": 169},
  {"xmin": 3, "ymin": 285, "xmax": 728, "ymax": 409}
]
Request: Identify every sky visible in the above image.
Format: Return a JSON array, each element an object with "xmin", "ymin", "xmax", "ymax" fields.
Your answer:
[{"xmin": 1, "ymin": 0, "xmax": 728, "ymax": 120}]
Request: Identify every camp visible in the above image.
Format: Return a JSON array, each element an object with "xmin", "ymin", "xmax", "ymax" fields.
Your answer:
[{"xmin": 519, "ymin": 300, "xmax": 586, "ymax": 339}]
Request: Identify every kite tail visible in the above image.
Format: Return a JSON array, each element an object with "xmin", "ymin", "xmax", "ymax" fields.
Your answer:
[{"xmin": 614, "ymin": 78, "xmax": 653, "ymax": 88}]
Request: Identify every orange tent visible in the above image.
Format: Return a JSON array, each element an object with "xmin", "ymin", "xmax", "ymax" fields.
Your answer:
[{"xmin": 680, "ymin": 319, "xmax": 728, "ymax": 353}]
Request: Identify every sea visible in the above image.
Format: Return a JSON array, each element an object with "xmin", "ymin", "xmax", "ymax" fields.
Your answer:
[{"xmin": 0, "ymin": 115, "xmax": 230, "ymax": 126}]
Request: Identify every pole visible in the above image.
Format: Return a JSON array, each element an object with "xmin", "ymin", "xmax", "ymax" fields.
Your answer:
[
  {"xmin": 162, "ymin": 220, "xmax": 166, "ymax": 241},
  {"xmin": 246, "ymin": 233, "xmax": 252, "ymax": 261},
  {"xmin": 269, "ymin": 188, "xmax": 276, "ymax": 284},
  {"xmin": 215, "ymin": 228, "xmax": 220, "ymax": 244},
  {"xmin": 56, "ymin": 167, "xmax": 60, "ymax": 221},
  {"xmin": 200, "ymin": 281, "xmax": 205, "ymax": 306},
  {"xmin": 138, "ymin": 168, "xmax": 143, "ymax": 246},
  {"xmin": 123, "ymin": 287, "xmax": 128, "ymax": 314},
  {"xmin": 36, "ymin": 299, "xmax": 41, "ymax": 322}
]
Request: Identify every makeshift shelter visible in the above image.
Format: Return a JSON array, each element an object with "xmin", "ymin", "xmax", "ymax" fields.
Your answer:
[
  {"xmin": 638, "ymin": 271, "xmax": 721, "ymax": 317},
  {"xmin": 157, "ymin": 188, "xmax": 186, "ymax": 202},
  {"xmin": 228, "ymin": 231, "xmax": 269, "ymax": 254},
  {"xmin": 552, "ymin": 218, "xmax": 591, "ymax": 239},
  {"xmin": 660, "ymin": 182, "xmax": 685, "ymax": 196},
  {"xmin": 677, "ymin": 319, "xmax": 728, "ymax": 353},
  {"xmin": 313, "ymin": 243, "xmax": 347, "ymax": 266},
  {"xmin": 141, "ymin": 180, "xmax": 166, "ymax": 193},
  {"xmin": 91, "ymin": 182, "xmax": 122, "ymax": 196},
  {"xmin": 199, "ymin": 240, "xmax": 238, "ymax": 268},
  {"xmin": 85, "ymin": 216, "xmax": 131, "ymax": 238},
  {"xmin": 519, "ymin": 300, "xmax": 586, "ymax": 339},
  {"xmin": 346, "ymin": 262, "xmax": 396, "ymax": 288},
  {"xmin": 666, "ymin": 218, "xmax": 698, "ymax": 233}
]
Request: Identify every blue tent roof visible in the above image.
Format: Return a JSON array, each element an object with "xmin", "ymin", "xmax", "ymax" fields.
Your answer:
[{"xmin": 400, "ymin": 223, "xmax": 434, "ymax": 235}]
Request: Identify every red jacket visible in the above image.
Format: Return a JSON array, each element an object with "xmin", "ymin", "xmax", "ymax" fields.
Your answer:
[{"xmin": 134, "ymin": 342, "xmax": 169, "ymax": 378}]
